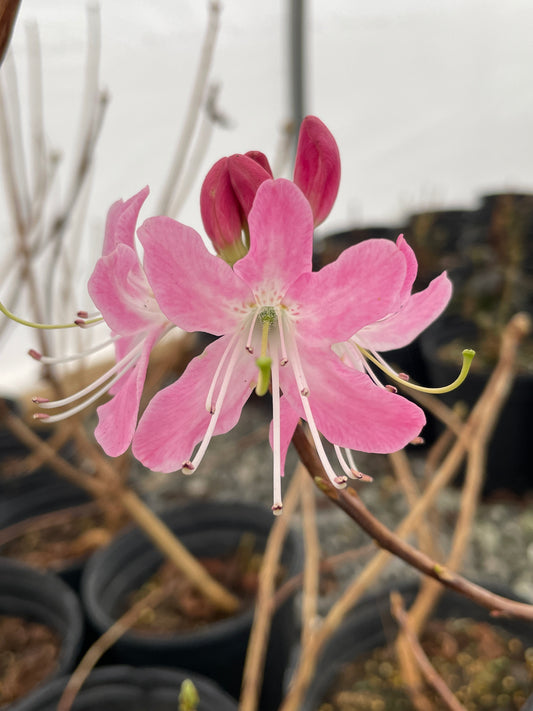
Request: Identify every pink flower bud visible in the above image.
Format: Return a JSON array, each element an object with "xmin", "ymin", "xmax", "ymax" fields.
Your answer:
[
  {"xmin": 244, "ymin": 151, "xmax": 274, "ymax": 177},
  {"xmin": 201, "ymin": 152, "xmax": 272, "ymax": 264},
  {"xmin": 200, "ymin": 157, "xmax": 244, "ymax": 254},
  {"xmin": 293, "ymin": 115, "xmax": 341, "ymax": 226},
  {"xmin": 227, "ymin": 153, "xmax": 272, "ymax": 217}
]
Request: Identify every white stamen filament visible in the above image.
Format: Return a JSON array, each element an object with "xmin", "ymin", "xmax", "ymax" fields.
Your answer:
[
  {"xmin": 75, "ymin": 317, "xmax": 104, "ymax": 329},
  {"xmin": 345, "ymin": 448, "xmax": 358, "ymax": 471},
  {"xmin": 188, "ymin": 336, "xmax": 243, "ymax": 472},
  {"xmin": 334, "ymin": 445, "xmax": 359, "ymax": 479},
  {"xmin": 284, "ymin": 328, "xmax": 346, "ymax": 489},
  {"xmin": 299, "ymin": 393, "xmax": 346, "ymax": 488},
  {"xmin": 77, "ymin": 309, "xmax": 101, "ymax": 319},
  {"xmin": 33, "ymin": 335, "xmax": 119, "ymax": 365},
  {"xmin": 204, "ymin": 330, "xmax": 241, "ymax": 414},
  {"xmin": 276, "ymin": 308, "xmax": 289, "ymax": 365},
  {"xmin": 34, "ymin": 351, "xmax": 142, "ymax": 423},
  {"xmin": 35, "ymin": 340, "xmax": 144, "ymax": 409},
  {"xmin": 245, "ymin": 308, "xmax": 260, "ymax": 353},
  {"xmin": 284, "ymin": 320, "xmax": 310, "ymax": 397},
  {"xmin": 270, "ymin": 339, "xmax": 282, "ymax": 513},
  {"xmin": 344, "ymin": 341, "xmax": 383, "ymax": 388}
]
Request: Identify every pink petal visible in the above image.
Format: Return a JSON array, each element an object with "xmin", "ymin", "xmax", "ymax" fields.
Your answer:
[
  {"xmin": 279, "ymin": 344, "xmax": 425, "ymax": 453},
  {"xmin": 88, "ymin": 243, "xmax": 159, "ymax": 335},
  {"xmin": 286, "ymin": 238, "xmax": 406, "ymax": 344},
  {"xmin": 102, "ymin": 186, "xmax": 149, "ymax": 256},
  {"xmin": 227, "ymin": 154, "xmax": 272, "ymax": 217},
  {"xmin": 357, "ymin": 271, "xmax": 453, "ymax": 351},
  {"xmin": 234, "ymin": 179, "xmax": 314, "ymax": 294},
  {"xmin": 109, "ymin": 333, "xmax": 140, "ymax": 395},
  {"xmin": 396, "ymin": 234, "xmax": 418, "ymax": 304},
  {"xmin": 293, "ymin": 116, "xmax": 340, "ymax": 226},
  {"xmin": 94, "ymin": 329, "xmax": 160, "ymax": 457},
  {"xmin": 138, "ymin": 217, "xmax": 252, "ymax": 335},
  {"xmin": 200, "ymin": 157, "xmax": 243, "ymax": 251},
  {"xmin": 132, "ymin": 335, "xmax": 256, "ymax": 472}
]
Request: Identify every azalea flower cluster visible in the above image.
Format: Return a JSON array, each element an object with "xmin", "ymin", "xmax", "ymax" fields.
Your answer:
[{"xmin": 33, "ymin": 117, "xmax": 453, "ymax": 512}]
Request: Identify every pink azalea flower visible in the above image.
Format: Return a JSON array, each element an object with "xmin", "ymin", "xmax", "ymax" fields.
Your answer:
[
  {"xmin": 33, "ymin": 187, "xmax": 171, "ymax": 457},
  {"xmin": 200, "ymin": 115, "xmax": 340, "ymax": 265},
  {"xmin": 132, "ymin": 178, "xmax": 426, "ymax": 512},
  {"xmin": 339, "ymin": 235, "xmax": 453, "ymax": 385}
]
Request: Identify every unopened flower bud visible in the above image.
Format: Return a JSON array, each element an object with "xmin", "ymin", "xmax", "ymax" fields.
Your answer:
[
  {"xmin": 200, "ymin": 152, "xmax": 272, "ymax": 266},
  {"xmin": 227, "ymin": 153, "xmax": 272, "ymax": 217},
  {"xmin": 200, "ymin": 157, "xmax": 247, "ymax": 265},
  {"xmin": 293, "ymin": 115, "xmax": 341, "ymax": 226}
]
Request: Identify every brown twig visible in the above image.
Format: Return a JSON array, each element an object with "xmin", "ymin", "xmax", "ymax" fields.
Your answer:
[
  {"xmin": 388, "ymin": 449, "xmax": 436, "ymax": 704},
  {"xmin": 300, "ymin": 467, "xmax": 320, "ymax": 649},
  {"xmin": 391, "ymin": 592, "xmax": 467, "ymax": 711},
  {"xmin": 408, "ymin": 311, "xmax": 530, "ymax": 637},
  {"xmin": 0, "ymin": 0, "xmax": 21, "ymax": 65},
  {"xmin": 239, "ymin": 462, "xmax": 302, "ymax": 711},
  {"xmin": 281, "ymin": 314, "xmax": 533, "ymax": 711}
]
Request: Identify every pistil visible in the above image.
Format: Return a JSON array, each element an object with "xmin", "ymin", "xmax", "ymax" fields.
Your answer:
[
  {"xmin": 360, "ymin": 345, "xmax": 476, "ymax": 394},
  {"xmin": 254, "ymin": 307, "xmax": 277, "ymax": 397}
]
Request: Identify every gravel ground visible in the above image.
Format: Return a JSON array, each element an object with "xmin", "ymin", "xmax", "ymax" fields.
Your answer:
[{"xmin": 130, "ymin": 394, "xmax": 533, "ymax": 612}]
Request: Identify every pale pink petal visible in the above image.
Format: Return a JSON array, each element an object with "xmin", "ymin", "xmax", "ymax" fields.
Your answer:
[
  {"xmin": 293, "ymin": 116, "xmax": 340, "ymax": 226},
  {"xmin": 88, "ymin": 244, "xmax": 160, "ymax": 335},
  {"xmin": 132, "ymin": 335, "xmax": 256, "ymax": 473},
  {"xmin": 109, "ymin": 333, "xmax": 141, "ymax": 396},
  {"xmin": 396, "ymin": 234, "xmax": 418, "ymax": 304},
  {"xmin": 279, "ymin": 344, "xmax": 425, "ymax": 453},
  {"xmin": 286, "ymin": 239, "xmax": 406, "ymax": 344},
  {"xmin": 102, "ymin": 186, "xmax": 149, "ymax": 256},
  {"xmin": 268, "ymin": 396, "xmax": 300, "ymax": 476},
  {"xmin": 138, "ymin": 217, "xmax": 252, "ymax": 335},
  {"xmin": 234, "ymin": 179, "xmax": 314, "ymax": 294},
  {"xmin": 357, "ymin": 271, "xmax": 452, "ymax": 351},
  {"xmin": 94, "ymin": 329, "xmax": 160, "ymax": 457}
]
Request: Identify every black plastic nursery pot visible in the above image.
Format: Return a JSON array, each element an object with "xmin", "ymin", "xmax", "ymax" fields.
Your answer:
[
  {"xmin": 0, "ymin": 397, "xmax": 77, "ymax": 496},
  {"xmin": 9, "ymin": 665, "xmax": 238, "ymax": 711},
  {"xmin": 0, "ymin": 477, "xmax": 94, "ymax": 589},
  {"xmin": 81, "ymin": 500, "xmax": 303, "ymax": 711},
  {"xmin": 0, "ymin": 558, "xmax": 84, "ymax": 705},
  {"xmin": 420, "ymin": 317, "xmax": 533, "ymax": 497},
  {"xmin": 296, "ymin": 581, "xmax": 533, "ymax": 710}
]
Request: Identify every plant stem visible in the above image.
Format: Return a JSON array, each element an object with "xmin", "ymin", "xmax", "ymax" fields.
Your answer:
[
  {"xmin": 239, "ymin": 461, "xmax": 302, "ymax": 711},
  {"xmin": 281, "ymin": 313, "xmax": 532, "ymax": 711}
]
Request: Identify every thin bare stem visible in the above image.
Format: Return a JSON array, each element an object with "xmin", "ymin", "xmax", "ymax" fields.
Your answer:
[
  {"xmin": 281, "ymin": 314, "xmax": 533, "ymax": 711},
  {"xmin": 26, "ymin": 21, "xmax": 47, "ymax": 204},
  {"xmin": 0, "ymin": 51, "xmax": 31, "ymax": 228},
  {"xmin": 158, "ymin": 0, "xmax": 221, "ymax": 215},
  {"xmin": 0, "ymin": 0, "xmax": 21, "ymax": 65},
  {"xmin": 239, "ymin": 463, "xmax": 302, "ymax": 711},
  {"xmin": 300, "ymin": 466, "xmax": 320, "ymax": 649},
  {"xmin": 391, "ymin": 592, "xmax": 467, "ymax": 711}
]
